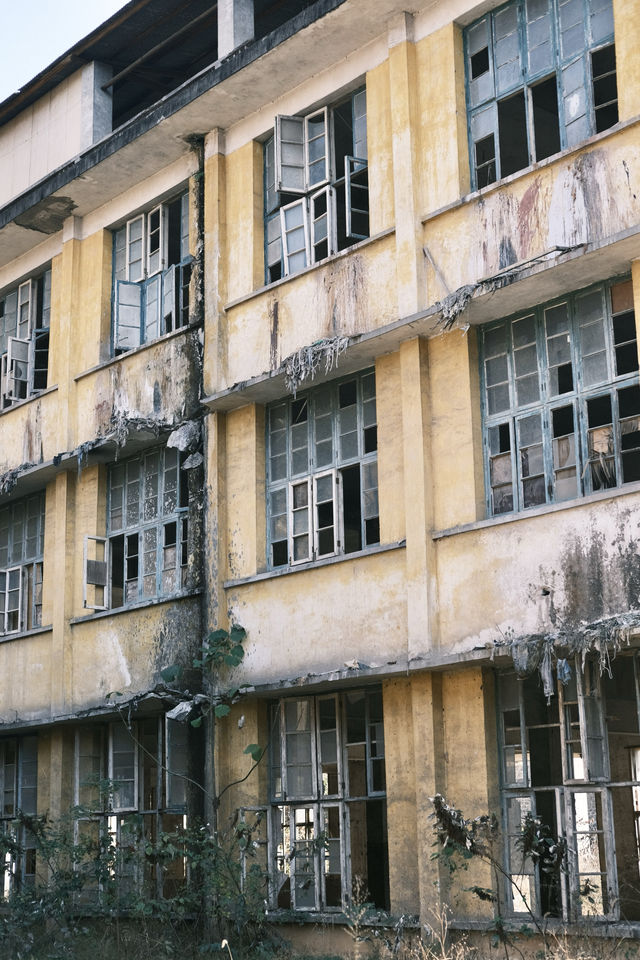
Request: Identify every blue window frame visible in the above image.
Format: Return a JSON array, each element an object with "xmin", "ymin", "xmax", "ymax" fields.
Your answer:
[
  {"xmin": 464, "ymin": 0, "xmax": 618, "ymax": 189},
  {"xmin": 266, "ymin": 370, "xmax": 379, "ymax": 568},
  {"xmin": 480, "ymin": 277, "xmax": 639, "ymax": 515},
  {"xmin": 264, "ymin": 88, "xmax": 369, "ymax": 284},
  {"xmin": 112, "ymin": 193, "xmax": 191, "ymax": 354}
]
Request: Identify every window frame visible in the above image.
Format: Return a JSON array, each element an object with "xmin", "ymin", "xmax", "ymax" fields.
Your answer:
[
  {"xmin": 0, "ymin": 736, "xmax": 38, "ymax": 898},
  {"xmin": 464, "ymin": 0, "xmax": 617, "ymax": 189},
  {"xmin": 112, "ymin": 193, "xmax": 191, "ymax": 355},
  {"xmin": 82, "ymin": 446, "xmax": 189, "ymax": 612},
  {"xmin": 266, "ymin": 688, "xmax": 388, "ymax": 914},
  {"xmin": 0, "ymin": 493, "xmax": 45, "ymax": 637},
  {"xmin": 264, "ymin": 87, "xmax": 369, "ymax": 283},
  {"xmin": 480, "ymin": 277, "xmax": 639, "ymax": 517},
  {"xmin": 497, "ymin": 654, "xmax": 640, "ymax": 922},
  {"xmin": 0, "ymin": 268, "xmax": 51, "ymax": 409},
  {"xmin": 266, "ymin": 370, "xmax": 379, "ymax": 570}
]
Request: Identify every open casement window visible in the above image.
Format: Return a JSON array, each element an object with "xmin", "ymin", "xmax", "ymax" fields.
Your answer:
[
  {"xmin": 497, "ymin": 655, "xmax": 640, "ymax": 921},
  {"xmin": 112, "ymin": 193, "xmax": 191, "ymax": 353},
  {"xmin": 114, "ymin": 281, "xmax": 142, "ymax": 352},
  {"xmin": 265, "ymin": 89, "xmax": 369, "ymax": 284},
  {"xmin": 465, "ymin": 0, "xmax": 617, "ymax": 188},
  {"xmin": 289, "ymin": 479, "xmax": 312, "ymax": 565},
  {"xmin": 16, "ymin": 281, "xmax": 35, "ymax": 340},
  {"xmin": 345, "ymin": 157, "xmax": 369, "ymax": 241},
  {"xmin": 4, "ymin": 337, "xmax": 30, "ymax": 403},
  {"xmin": 0, "ymin": 567, "xmax": 23, "ymax": 634},
  {"xmin": 268, "ymin": 690, "xmax": 389, "ymax": 913},
  {"xmin": 83, "ymin": 535, "xmax": 110, "ymax": 611},
  {"xmin": 280, "ymin": 198, "xmax": 310, "ymax": 275},
  {"xmin": 481, "ymin": 278, "xmax": 639, "ymax": 516}
]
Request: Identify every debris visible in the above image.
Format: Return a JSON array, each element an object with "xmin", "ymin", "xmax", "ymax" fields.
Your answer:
[
  {"xmin": 167, "ymin": 419, "xmax": 201, "ymax": 453},
  {"xmin": 166, "ymin": 701, "xmax": 194, "ymax": 723},
  {"xmin": 436, "ymin": 285, "xmax": 475, "ymax": 329},
  {"xmin": 182, "ymin": 452, "xmax": 204, "ymax": 470},
  {"xmin": 283, "ymin": 336, "xmax": 349, "ymax": 396}
]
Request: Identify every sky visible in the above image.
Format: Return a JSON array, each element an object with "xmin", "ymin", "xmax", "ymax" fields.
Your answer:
[{"xmin": 0, "ymin": 0, "xmax": 130, "ymax": 103}]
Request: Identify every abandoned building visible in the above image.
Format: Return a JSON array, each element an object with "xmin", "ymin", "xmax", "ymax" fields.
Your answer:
[{"xmin": 1, "ymin": 0, "xmax": 640, "ymax": 951}]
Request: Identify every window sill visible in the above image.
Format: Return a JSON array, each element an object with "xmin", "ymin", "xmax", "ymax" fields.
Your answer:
[
  {"xmin": 223, "ymin": 226, "xmax": 396, "ymax": 311},
  {"xmin": 223, "ymin": 540, "xmax": 406, "ymax": 588},
  {"xmin": 73, "ymin": 323, "xmax": 199, "ymax": 383},
  {"xmin": 448, "ymin": 916, "xmax": 640, "ymax": 938},
  {"xmin": 266, "ymin": 908, "xmax": 415, "ymax": 927},
  {"xmin": 432, "ymin": 479, "xmax": 640, "ymax": 541},
  {"xmin": 422, "ymin": 113, "xmax": 640, "ymax": 226},
  {"xmin": 0, "ymin": 623, "xmax": 52, "ymax": 643},
  {"xmin": 70, "ymin": 588, "xmax": 202, "ymax": 624},
  {"xmin": 0, "ymin": 384, "xmax": 58, "ymax": 415}
]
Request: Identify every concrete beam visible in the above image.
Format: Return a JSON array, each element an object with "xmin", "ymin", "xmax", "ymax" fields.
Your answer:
[{"xmin": 218, "ymin": 0, "xmax": 255, "ymax": 59}]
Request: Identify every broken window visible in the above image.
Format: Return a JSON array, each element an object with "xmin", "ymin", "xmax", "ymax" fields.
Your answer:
[
  {"xmin": 0, "ymin": 268, "xmax": 51, "ymax": 409},
  {"xmin": 481, "ymin": 277, "xmax": 639, "ymax": 516},
  {"xmin": 73, "ymin": 717, "xmax": 190, "ymax": 899},
  {"xmin": 498, "ymin": 654, "xmax": 640, "ymax": 921},
  {"xmin": 264, "ymin": 88, "xmax": 369, "ymax": 283},
  {"xmin": 0, "ymin": 736, "xmax": 37, "ymax": 898},
  {"xmin": 465, "ymin": 0, "xmax": 618, "ymax": 188},
  {"xmin": 267, "ymin": 370, "xmax": 379, "ymax": 568},
  {"xmin": 264, "ymin": 689, "xmax": 388, "ymax": 912},
  {"xmin": 112, "ymin": 192, "xmax": 191, "ymax": 353},
  {"xmin": 0, "ymin": 493, "xmax": 45, "ymax": 636},
  {"xmin": 83, "ymin": 445, "xmax": 189, "ymax": 610}
]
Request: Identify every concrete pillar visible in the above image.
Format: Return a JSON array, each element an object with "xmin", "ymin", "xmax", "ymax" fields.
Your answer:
[
  {"xmin": 388, "ymin": 14, "xmax": 427, "ymax": 318},
  {"xmin": 80, "ymin": 62, "xmax": 113, "ymax": 150},
  {"xmin": 218, "ymin": 0, "xmax": 255, "ymax": 59}
]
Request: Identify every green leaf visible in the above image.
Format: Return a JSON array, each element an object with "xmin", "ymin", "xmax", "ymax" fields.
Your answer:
[
  {"xmin": 229, "ymin": 625, "xmax": 246, "ymax": 644},
  {"xmin": 214, "ymin": 704, "xmax": 231, "ymax": 718},
  {"xmin": 207, "ymin": 629, "xmax": 229, "ymax": 644},
  {"xmin": 161, "ymin": 665, "xmax": 182, "ymax": 683},
  {"xmin": 190, "ymin": 716, "xmax": 203, "ymax": 728},
  {"xmin": 243, "ymin": 743, "xmax": 263, "ymax": 762}
]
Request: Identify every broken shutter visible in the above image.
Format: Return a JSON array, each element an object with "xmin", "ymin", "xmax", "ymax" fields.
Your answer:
[
  {"xmin": 275, "ymin": 115, "xmax": 306, "ymax": 194},
  {"xmin": 280, "ymin": 198, "xmax": 310, "ymax": 276},
  {"xmin": 83, "ymin": 535, "xmax": 110, "ymax": 611},
  {"xmin": 162, "ymin": 265, "xmax": 176, "ymax": 334},
  {"xmin": 16, "ymin": 280, "xmax": 35, "ymax": 340},
  {"xmin": 525, "ymin": 0, "xmax": 554, "ymax": 76},
  {"xmin": 309, "ymin": 186, "xmax": 336, "ymax": 264},
  {"xmin": 289, "ymin": 478, "xmax": 312, "ymax": 564},
  {"xmin": 471, "ymin": 101, "xmax": 498, "ymax": 184},
  {"xmin": 345, "ymin": 157, "xmax": 369, "ymax": 241},
  {"xmin": 304, "ymin": 107, "xmax": 331, "ymax": 188},
  {"xmin": 166, "ymin": 716, "xmax": 188, "ymax": 809},
  {"xmin": 561, "ymin": 56, "xmax": 590, "ymax": 147},
  {"xmin": 266, "ymin": 214, "xmax": 283, "ymax": 280},
  {"xmin": 113, "ymin": 226, "xmax": 127, "ymax": 284},
  {"xmin": 558, "ymin": 0, "xmax": 586, "ymax": 61},
  {"xmin": 144, "ymin": 274, "xmax": 161, "ymax": 342},
  {"xmin": 5, "ymin": 337, "xmax": 30, "ymax": 402},
  {"xmin": 114, "ymin": 280, "xmax": 142, "ymax": 352},
  {"xmin": 313, "ymin": 470, "xmax": 338, "ymax": 559}
]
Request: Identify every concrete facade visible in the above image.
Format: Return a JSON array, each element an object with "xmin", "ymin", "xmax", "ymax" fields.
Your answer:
[{"xmin": 1, "ymin": 0, "xmax": 640, "ymax": 951}]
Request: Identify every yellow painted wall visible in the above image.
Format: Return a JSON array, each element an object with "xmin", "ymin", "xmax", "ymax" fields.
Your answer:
[
  {"xmin": 224, "ymin": 142, "xmax": 264, "ymax": 304},
  {"xmin": 613, "ymin": 0, "xmax": 640, "ymax": 120},
  {"xmin": 366, "ymin": 61, "xmax": 395, "ymax": 234},
  {"xmin": 225, "ymin": 403, "xmax": 266, "ymax": 579}
]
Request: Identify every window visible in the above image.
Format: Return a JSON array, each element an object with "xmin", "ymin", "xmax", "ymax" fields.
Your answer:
[
  {"xmin": 265, "ymin": 689, "xmax": 388, "ymax": 912},
  {"xmin": 1, "ymin": 737, "xmax": 37, "ymax": 897},
  {"xmin": 0, "ymin": 268, "xmax": 51, "ymax": 408},
  {"xmin": 264, "ymin": 88, "xmax": 369, "ymax": 283},
  {"xmin": 0, "ymin": 494, "xmax": 45, "ymax": 636},
  {"xmin": 465, "ymin": 0, "xmax": 618, "ymax": 188},
  {"xmin": 83, "ymin": 446, "xmax": 189, "ymax": 610},
  {"xmin": 112, "ymin": 193, "xmax": 190, "ymax": 353},
  {"xmin": 267, "ymin": 370, "xmax": 379, "ymax": 568},
  {"xmin": 498, "ymin": 654, "xmax": 640, "ymax": 921},
  {"xmin": 480, "ymin": 278, "xmax": 639, "ymax": 516},
  {"xmin": 74, "ymin": 718, "xmax": 189, "ymax": 898}
]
